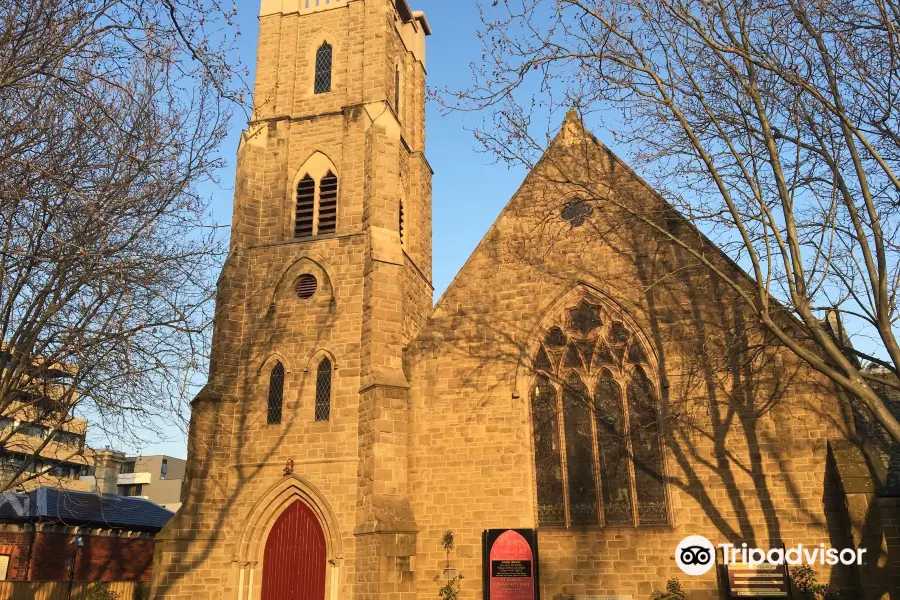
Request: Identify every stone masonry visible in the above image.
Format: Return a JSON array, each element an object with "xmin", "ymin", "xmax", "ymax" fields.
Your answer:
[{"xmin": 150, "ymin": 1, "xmax": 899, "ymax": 599}]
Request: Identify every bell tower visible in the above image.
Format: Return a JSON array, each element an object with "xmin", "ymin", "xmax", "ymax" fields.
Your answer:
[{"xmin": 151, "ymin": 2, "xmax": 432, "ymax": 600}]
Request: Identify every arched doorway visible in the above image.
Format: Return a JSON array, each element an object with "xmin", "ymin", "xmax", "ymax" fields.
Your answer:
[{"xmin": 261, "ymin": 500, "xmax": 326, "ymax": 600}]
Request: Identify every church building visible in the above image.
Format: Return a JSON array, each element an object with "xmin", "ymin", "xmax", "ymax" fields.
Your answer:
[{"xmin": 150, "ymin": 1, "xmax": 899, "ymax": 599}]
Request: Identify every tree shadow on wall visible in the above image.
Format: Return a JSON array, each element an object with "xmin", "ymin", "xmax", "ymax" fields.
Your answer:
[
  {"xmin": 407, "ymin": 140, "xmax": 868, "ymax": 597},
  {"xmin": 150, "ymin": 246, "xmax": 346, "ymax": 600}
]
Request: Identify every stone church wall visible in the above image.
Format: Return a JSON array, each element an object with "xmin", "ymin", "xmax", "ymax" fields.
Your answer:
[{"xmin": 405, "ymin": 127, "xmax": 860, "ymax": 599}]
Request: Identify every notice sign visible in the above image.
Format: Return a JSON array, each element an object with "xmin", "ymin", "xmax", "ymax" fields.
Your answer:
[
  {"xmin": 483, "ymin": 529, "xmax": 540, "ymax": 600},
  {"xmin": 727, "ymin": 563, "xmax": 790, "ymax": 597}
]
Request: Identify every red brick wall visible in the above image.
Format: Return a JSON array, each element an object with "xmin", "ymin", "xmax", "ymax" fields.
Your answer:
[
  {"xmin": 0, "ymin": 531, "xmax": 32, "ymax": 579},
  {"xmin": 28, "ymin": 532, "xmax": 155, "ymax": 582}
]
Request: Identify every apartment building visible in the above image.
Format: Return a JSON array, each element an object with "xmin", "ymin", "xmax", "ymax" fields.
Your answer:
[
  {"xmin": 88, "ymin": 454, "xmax": 185, "ymax": 512},
  {"xmin": 0, "ymin": 406, "xmax": 91, "ymax": 492}
]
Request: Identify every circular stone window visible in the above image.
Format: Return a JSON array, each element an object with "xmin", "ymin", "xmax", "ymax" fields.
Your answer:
[{"xmin": 295, "ymin": 274, "xmax": 318, "ymax": 299}]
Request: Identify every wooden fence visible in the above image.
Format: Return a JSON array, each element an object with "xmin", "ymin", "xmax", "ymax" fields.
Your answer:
[{"xmin": 0, "ymin": 581, "xmax": 141, "ymax": 600}]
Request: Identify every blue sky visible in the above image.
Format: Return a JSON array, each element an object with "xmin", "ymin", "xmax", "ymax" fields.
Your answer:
[
  {"xmin": 129, "ymin": 1, "xmax": 546, "ymax": 458},
  {"xmin": 113, "ymin": 0, "xmax": 895, "ymax": 459}
]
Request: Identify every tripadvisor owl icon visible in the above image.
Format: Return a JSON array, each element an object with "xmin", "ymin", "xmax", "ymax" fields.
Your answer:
[{"xmin": 675, "ymin": 535, "xmax": 716, "ymax": 576}]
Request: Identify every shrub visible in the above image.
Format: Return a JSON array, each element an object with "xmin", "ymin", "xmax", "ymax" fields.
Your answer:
[
  {"xmin": 790, "ymin": 565, "xmax": 848, "ymax": 600},
  {"xmin": 652, "ymin": 579, "xmax": 687, "ymax": 600},
  {"xmin": 133, "ymin": 583, "xmax": 151, "ymax": 600},
  {"xmin": 84, "ymin": 584, "xmax": 122, "ymax": 600}
]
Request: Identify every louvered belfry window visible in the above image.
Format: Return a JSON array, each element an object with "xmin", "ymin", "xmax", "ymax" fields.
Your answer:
[
  {"xmin": 530, "ymin": 295, "xmax": 668, "ymax": 528},
  {"xmin": 268, "ymin": 363, "xmax": 285, "ymax": 425},
  {"xmin": 318, "ymin": 171, "xmax": 338, "ymax": 235},
  {"xmin": 314, "ymin": 42, "xmax": 332, "ymax": 94},
  {"xmin": 315, "ymin": 358, "xmax": 332, "ymax": 421},
  {"xmin": 295, "ymin": 175, "xmax": 316, "ymax": 238},
  {"xmin": 294, "ymin": 172, "xmax": 339, "ymax": 239}
]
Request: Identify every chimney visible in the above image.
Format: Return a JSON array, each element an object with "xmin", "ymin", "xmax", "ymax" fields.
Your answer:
[{"xmin": 89, "ymin": 448, "xmax": 126, "ymax": 494}]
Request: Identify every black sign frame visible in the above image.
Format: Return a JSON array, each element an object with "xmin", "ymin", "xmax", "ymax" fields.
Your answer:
[
  {"xmin": 718, "ymin": 544, "xmax": 793, "ymax": 599},
  {"xmin": 482, "ymin": 529, "xmax": 541, "ymax": 600}
]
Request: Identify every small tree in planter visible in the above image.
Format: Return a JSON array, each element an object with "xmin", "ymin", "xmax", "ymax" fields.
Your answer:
[
  {"xmin": 434, "ymin": 531, "xmax": 464, "ymax": 600},
  {"xmin": 652, "ymin": 579, "xmax": 687, "ymax": 600}
]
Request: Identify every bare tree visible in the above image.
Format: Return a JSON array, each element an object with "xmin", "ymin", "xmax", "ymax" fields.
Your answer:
[
  {"xmin": 441, "ymin": 0, "xmax": 900, "ymax": 443},
  {"xmin": 0, "ymin": 0, "xmax": 244, "ymax": 491}
]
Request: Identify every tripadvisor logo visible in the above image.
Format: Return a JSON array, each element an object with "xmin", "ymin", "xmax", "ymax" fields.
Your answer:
[
  {"xmin": 674, "ymin": 536, "xmax": 867, "ymax": 576},
  {"xmin": 675, "ymin": 535, "xmax": 716, "ymax": 576}
]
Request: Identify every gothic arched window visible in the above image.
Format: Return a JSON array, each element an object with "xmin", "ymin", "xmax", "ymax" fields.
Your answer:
[
  {"xmin": 399, "ymin": 198, "xmax": 405, "ymax": 247},
  {"xmin": 295, "ymin": 171, "xmax": 339, "ymax": 238},
  {"xmin": 315, "ymin": 358, "xmax": 332, "ymax": 421},
  {"xmin": 267, "ymin": 362, "xmax": 285, "ymax": 425},
  {"xmin": 394, "ymin": 63, "xmax": 401, "ymax": 116},
  {"xmin": 318, "ymin": 171, "xmax": 337, "ymax": 235},
  {"xmin": 295, "ymin": 175, "xmax": 315, "ymax": 238},
  {"xmin": 314, "ymin": 42, "xmax": 332, "ymax": 94},
  {"xmin": 530, "ymin": 295, "xmax": 668, "ymax": 527}
]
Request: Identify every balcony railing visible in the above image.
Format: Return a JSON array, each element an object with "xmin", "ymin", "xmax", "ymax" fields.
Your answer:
[{"xmin": 116, "ymin": 471, "xmax": 151, "ymax": 486}]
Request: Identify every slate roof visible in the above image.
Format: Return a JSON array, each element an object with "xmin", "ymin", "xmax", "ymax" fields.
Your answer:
[
  {"xmin": 0, "ymin": 487, "xmax": 173, "ymax": 531},
  {"xmin": 868, "ymin": 375, "xmax": 900, "ymax": 496}
]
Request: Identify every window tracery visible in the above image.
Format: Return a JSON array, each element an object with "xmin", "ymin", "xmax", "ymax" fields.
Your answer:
[{"xmin": 530, "ymin": 295, "xmax": 668, "ymax": 527}]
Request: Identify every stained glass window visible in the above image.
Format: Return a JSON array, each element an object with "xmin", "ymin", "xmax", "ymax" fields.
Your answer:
[
  {"xmin": 267, "ymin": 363, "xmax": 285, "ymax": 425},
  {"xmin": 314, "ymin": 42, "xmax": 332, "ymax": 94},
  {"xmin": 628, "ymin": 368, "xmax": 668, "ymax": 524},
  {"xmin": 531, "ymin": 375, "xmax": 565, "ymax": 526},
  {"xmin": 545, "ymin": 327, "xmax": 567, "ymax": 347},
  {"xmin": 563, "ymin": 374, "xmax": 599, "ymax": 526},
  {"xmin": 595, "ymin": 370, "xmax": 632, "ymax": 525},
  {"xmin": 530, "ymin": 296, "xmax": 668, "ymax": 528}
]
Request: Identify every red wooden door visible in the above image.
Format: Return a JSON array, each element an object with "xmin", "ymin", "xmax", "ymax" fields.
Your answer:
[{"xmin": 261, "ymin": 501, "xmax": 327, "ymax": 600}]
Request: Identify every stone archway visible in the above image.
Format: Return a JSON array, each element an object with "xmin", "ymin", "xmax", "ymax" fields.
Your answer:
[{"xmin": 235, "ymin": 476, "xmax": 343, "ymax": 600}]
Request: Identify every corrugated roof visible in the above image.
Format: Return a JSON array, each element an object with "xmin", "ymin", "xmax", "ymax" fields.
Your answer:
[{"xmin": 0, "ymin": 487, "xmax": 173, "ymax": 531}]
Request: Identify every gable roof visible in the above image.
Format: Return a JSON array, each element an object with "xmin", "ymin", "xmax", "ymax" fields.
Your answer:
[
  {"xmin": 429, "ymin": 109, "xmax": 770, "ymax": 322},
  {"xmin": 0, "ymin": 487, "xmax": 173, "ymax": 531}
]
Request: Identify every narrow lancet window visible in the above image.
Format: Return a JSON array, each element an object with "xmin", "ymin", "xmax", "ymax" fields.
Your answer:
[
  {"xmin": 268, "ymin": 363, "xmax": 285, "ymax": 425},
  {"xmin": 315, "ymin": 358, "xmax": 332, "ymax": 421},
  {"xmin": 318, "ymin": 171, "xmax": 338, "ymax": 235},
  {"xmin": 314, "ymin": 42, "xmax": 333, "ymax": 94}
]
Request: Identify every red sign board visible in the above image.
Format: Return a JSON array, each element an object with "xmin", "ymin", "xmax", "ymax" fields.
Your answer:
[
  {"xmin": 727, "ymin": 563, "xmax": 790, "ymax": 597},
  {"xmin": 483, "ymin": 529, "xmax": 539, "ymax": 600}
]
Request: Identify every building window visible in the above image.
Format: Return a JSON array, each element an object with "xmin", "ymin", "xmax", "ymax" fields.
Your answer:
[
  {"xmin": 318, "ymin": 171, "xmax": 337, "ymax": 235},
  {"xmin": 394, "ymin": 63, "xmax": 401, "ymax": 115},
  {"xmin": 399, "ymin": 199, "xmax": 405, "ymax": 247},
  {"xmin": 314, "ymin": 42, "xmax": 332, "ymax": 94},
  {"xmin": 21, "ymin": 424, "xmax": 47, "ymax": 439},
  {"xmin": 295, "ymin": 175, "xmax": 315, "ymax": 238},
  {"xmin": 530, "ymin": 295, "xmax": 668, "ymax": 528},
  {"xmin": 315, "ymin": 358, "xmax": 332, "ymax": 422},
  {"xmin": 119, "ymin": 461, "xmax": 135, "ymax": 475},
  {"xmin": 0, "ymin": 555, "xmax": 9, "ymax": 581},
  {"xmin": 268, "ymin": 363, "xmax": 285, "ymax": 426},
  {"xmin": 160, "ymin": 459, "xmax": 168, "ymax": 480},
  {"xmin": 118, "ymin": 484, "xmax": 143, "ymax": 497},
  {"xmin": 50, "ymin": 430, "xmax": 83, "ymax": 448},
  {"xmin": 295, "ymin": 172, "xmax": 339, "ymax": 239}
]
